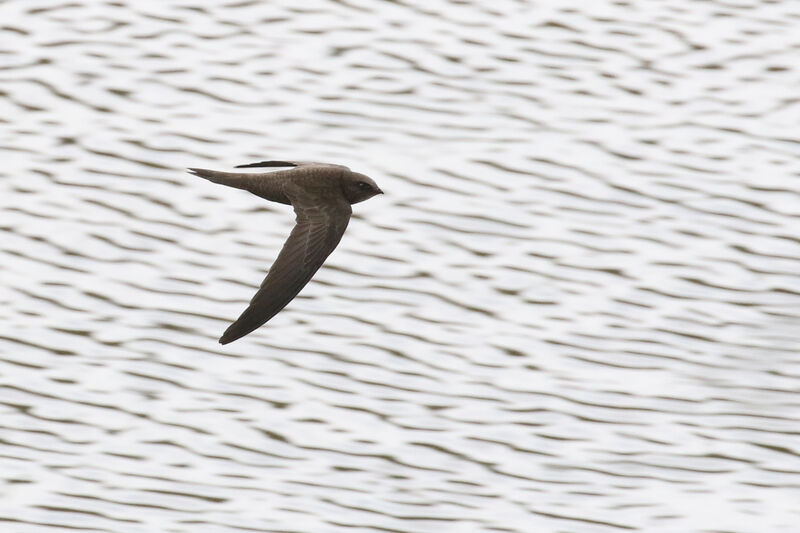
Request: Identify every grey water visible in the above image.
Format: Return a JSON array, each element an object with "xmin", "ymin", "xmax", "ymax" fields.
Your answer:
[{"xmin": 1, "ymin": 1, "xmax": 800, "ymax": 532}]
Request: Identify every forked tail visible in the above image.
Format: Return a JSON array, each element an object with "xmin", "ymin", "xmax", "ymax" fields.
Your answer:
[{"xmin": 187, "ymin": 167, "xmax": 291, "ymax": 204}]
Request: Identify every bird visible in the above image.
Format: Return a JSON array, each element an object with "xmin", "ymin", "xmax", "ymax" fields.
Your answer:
[{"xmin": 187, "ymin": 160, "xmax": 383, "ymax": 344}]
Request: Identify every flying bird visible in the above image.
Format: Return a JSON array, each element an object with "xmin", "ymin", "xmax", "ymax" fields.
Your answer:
[{"xmin": 188, "ymin": 161, "xmax": 383, "ymax": 344}]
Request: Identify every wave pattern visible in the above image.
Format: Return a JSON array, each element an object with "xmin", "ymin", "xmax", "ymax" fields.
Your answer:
[{"xmin": 2, "ymin": 0, "xmax": 800, "ymax": 532}]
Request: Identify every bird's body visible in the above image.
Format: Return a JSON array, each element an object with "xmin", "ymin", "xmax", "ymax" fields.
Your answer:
[{"xmin": 188, "ymin": 161, "xmax": 382, "ymax": 344}]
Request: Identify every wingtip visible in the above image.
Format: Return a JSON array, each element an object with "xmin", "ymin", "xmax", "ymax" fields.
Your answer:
[
  {"xmin": 218, "ymin": 328, "xmax": 239, "ymax": 345},
  {"xmin": 219, "ymin": 324, "xmax": 248, "ymax": 345},
  {"xmin": 218, "ymin": 334, "xmax": 235, "ymax": 345}
]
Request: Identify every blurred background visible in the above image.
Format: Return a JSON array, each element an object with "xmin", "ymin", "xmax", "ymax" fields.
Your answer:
[{"xmin": 1, "ymin": 1, "xmax": 799, "ymax": 532}]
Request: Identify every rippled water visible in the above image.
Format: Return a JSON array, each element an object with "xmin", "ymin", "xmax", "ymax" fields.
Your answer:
[{"xmin": 2, "ymin": 1, "xmax": 800, "ymax": 532}]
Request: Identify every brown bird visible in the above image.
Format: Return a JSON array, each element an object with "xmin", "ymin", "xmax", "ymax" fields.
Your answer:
[{"xmin": 188, "ymin": 161, "xmax": 383, "ymax": 344}]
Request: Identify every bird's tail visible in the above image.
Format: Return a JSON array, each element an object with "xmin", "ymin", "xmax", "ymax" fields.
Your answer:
[
  {"xmin": 188, "ymin": 167, "xmax": 291, "ymax": 204},
  {"xmin": 187, "ymin": 168, "xmax": 254, "ymax": 191}
]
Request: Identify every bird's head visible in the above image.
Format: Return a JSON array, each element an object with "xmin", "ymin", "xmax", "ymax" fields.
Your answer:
[{"xmin": 341, "ymin": 172, "xmax": 383, "ymax": 204}]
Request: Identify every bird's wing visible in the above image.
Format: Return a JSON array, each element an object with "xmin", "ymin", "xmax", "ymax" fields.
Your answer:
[
  {"xmin": 218, "ymin": 195, "xmax": 353, "ymax": 344},
  {"xmin": 235, "ymin": 160, "xmax": 349, "ymax": 170}
]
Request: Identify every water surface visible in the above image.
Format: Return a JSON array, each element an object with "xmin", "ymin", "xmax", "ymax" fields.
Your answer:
[{"xmin": 2, "ymin": 1, "xmax": 800, "ymax": 532}]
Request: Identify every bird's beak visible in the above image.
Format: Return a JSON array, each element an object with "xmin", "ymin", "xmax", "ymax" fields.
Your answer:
[{"xmin": 377, "ymin": 188, "xmax": 384, "ymax": 195}]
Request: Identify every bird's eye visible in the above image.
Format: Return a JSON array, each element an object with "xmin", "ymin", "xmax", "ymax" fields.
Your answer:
[{"xmin": 357, "ymin": 181, "xmax": 371, "ymax": 189}]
